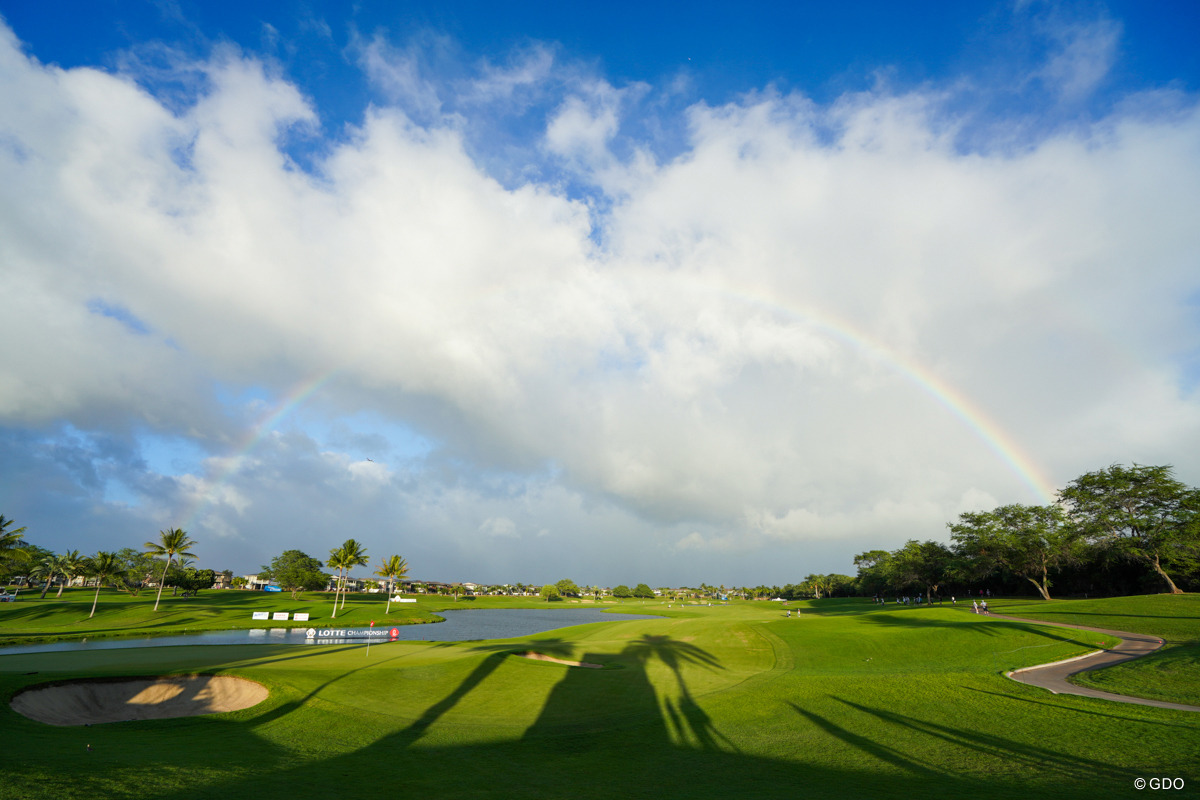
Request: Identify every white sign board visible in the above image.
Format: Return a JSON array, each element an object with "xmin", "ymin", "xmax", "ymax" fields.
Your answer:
[
  {"xmin": 392, "ymin": 597, "xmax": 417, "ymax": 603},
  {"xmin": 252, "ymin": 611, "xmax": 269, "ymax": 620},
  {"xmin": 272, "ymin": 612, "xmax": 289, "ymax": 620},
  {"xmin": 293, "ymin": 612, "xmax": 310, "ymax": 622}
]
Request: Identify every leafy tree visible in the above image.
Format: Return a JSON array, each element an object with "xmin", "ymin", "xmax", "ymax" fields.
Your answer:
[
  {"xmin": 170, "ymin": 568, "xmax": 216, "ymax": 597},
  {"xmin": 144, "ymin": 528, "xmax": 197, "ymax": 611},
  {"xmin": 1059, "ymin": 464, "xmax": 1200, "ymax": 594},
  {"xmin": 825, "ymin": 574, "xmax": 854, "ymax": 597},
  {"xmin": 555, "ymin": 578, "xmax": 580, "ymax": 597},
  {"xmin": 854, "ymin": 550, "xmax": 894, "ymax": 596},
  {"xmin": 612, "ymin": 584, "xmax": 632, "ymax": 598},
  {"xmin": 231, "ymin": 576, "xmax": 248, "ymax": 588},
  {"xmin": 539, "ymin": 584, "xmax": 561, "ymax": 602},
  {"xmin": 115, "ymin": 547, "xmax": 159, "ymax": 594},
  {"xmin": 949, "ymin": 504, "xmax": 1079, "ymax": 600},
  {"xmin": 633, "ymin": 583, "xmax": 654, "ymax": 598},
  {"xmin": 85, "ymin": 551, "xmax": 127, "ymax": 619},
  {"xmin": 266, "ymin": 550, "xmax": 328, "ymax": 600},
  {"xmin": 890, "ymin": 540, "xmax": 953, "ymax": 602},
  {"xmin": 375, "ymin": 554, "xmax": 410, "ymax": 613}
]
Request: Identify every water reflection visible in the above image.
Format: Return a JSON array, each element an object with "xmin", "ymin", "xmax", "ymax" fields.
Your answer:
[{"xmin": 0, "ymin": 609, "xmax": 654, "ymax": 655}]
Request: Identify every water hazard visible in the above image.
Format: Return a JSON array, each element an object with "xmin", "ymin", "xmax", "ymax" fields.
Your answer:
[{"xmin": 0, "ymin": 608, "xmax": 656, "ymax": 655}]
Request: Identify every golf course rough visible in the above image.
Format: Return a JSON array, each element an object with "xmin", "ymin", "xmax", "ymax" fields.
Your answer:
[{"xmin": 1, "ymin": 593, "xmax": 1197, "ymax": 799}]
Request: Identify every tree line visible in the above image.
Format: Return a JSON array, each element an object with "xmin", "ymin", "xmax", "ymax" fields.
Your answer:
[
  {"xmin": 0, "ymin": 524, "xmax": 210, "ymax": 617},
  {"xmin": 853, "ymin": 464, "xmax": 1200, "ymax": 601}
]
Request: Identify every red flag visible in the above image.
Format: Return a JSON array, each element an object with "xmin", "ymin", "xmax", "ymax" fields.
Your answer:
[{"xmin": 370, "ymin": 620, "xmax": 376, "ymax": 627}]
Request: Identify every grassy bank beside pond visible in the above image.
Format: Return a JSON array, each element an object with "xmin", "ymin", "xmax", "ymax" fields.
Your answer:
[
  {"xmin": 1, "ymin": 595, "xmax": 1196, "ymax": 799},
  {"xmin": 0, "ymin": 588, "xmax": 602, "ymax": 644}
]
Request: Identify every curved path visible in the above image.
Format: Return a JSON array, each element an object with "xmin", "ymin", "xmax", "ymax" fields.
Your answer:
[{"xmin": 992, "ymin": 612, "xmax": 1200, "ymax": 712}]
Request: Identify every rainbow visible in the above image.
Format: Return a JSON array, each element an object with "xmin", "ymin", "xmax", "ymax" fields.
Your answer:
[
  {"xmin": 177, "ymin": 279, "xmax": 1059, "ymax": 535},
  {"xmin": 179, "ymin": 369, "xmax": 339, "ymax": 531},
  {"xmin": 706, "ymin": 282, "xmax": 1059, "ymax": 503}
]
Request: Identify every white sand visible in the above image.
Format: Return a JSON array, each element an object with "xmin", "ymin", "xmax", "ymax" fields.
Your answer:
[
  {"xmin": 518, "ymin": 651, "xmax": 602, "ymax": 668},
  {"xmin": 11, "ymin": 675, "xmax": 268, "ymax": 726}
]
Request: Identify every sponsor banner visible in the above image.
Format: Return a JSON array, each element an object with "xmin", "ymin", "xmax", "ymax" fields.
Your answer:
[
  {"xmin": 393, "ymin": 598, "xmax": 417, "ymax": 603},
  {"xmin": 305, "ymin": 627, "xmax": 402, "ymax": 640},
  {"xmin": 293, "ymin": 613, "xmax": 310, "ymax": 622},
  {"xmin": 272, "ymin": 612, "xmax": 289, "ymax": 620},
  {"xmin": 251, "ymin": 611, "xmax": 269, "ymax": 620}
]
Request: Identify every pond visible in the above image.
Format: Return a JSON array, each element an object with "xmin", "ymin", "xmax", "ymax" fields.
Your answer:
[{"xmin": 0, "ymin": 608, "xmax": 657, "ymax": 656}]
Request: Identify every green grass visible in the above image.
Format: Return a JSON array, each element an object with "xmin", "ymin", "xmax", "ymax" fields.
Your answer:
[
  {"xmin": 989, "ymin": 594, "xmax": 1200, "ymax": 706},
  {"xmin": 1, "ymin": 595, "xmax": 1197, "ymax": 799}
]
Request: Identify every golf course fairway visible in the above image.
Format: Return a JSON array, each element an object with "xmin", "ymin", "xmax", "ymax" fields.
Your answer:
[{"xmin": 2, "ymin": 595, "xmax": 1197, "ymax": 799}]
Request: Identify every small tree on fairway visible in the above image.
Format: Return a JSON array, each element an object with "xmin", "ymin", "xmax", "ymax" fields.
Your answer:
[
  {"xmin": 539, "ymin": 584, "xmax": 560, "ymax": 602},
  {"xmin": 555, "ymin": 579, "xmax": 580, "ymax": 598},
  {"xmin": 1059, "ymin": 464, "xmax": 1200, "ymax": 594},
  {"xmin": 145, "ymin": 528, "xmax": 197, "ymax": 611},
  {"xmin": 375, "ymin": 555, "xmax": 410, "ymax": 614},
  {"xmin": 612, "ymin": 584, "xmax": 632, "ymax": 598},
  {"xmin": 85, "ymin": 551, "xmax": 127, "ymax": 619},
  {"xmin": 267, "ymin": 550, "xmax": 328, "ymax": 600},
  {"xmin": 633, "ymin": 583, "xmax": 654, "ymax": 599}
]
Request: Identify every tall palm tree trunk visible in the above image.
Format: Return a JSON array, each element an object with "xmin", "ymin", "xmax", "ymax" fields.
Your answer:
[
  {"xmin": 331, "ymin": 567, "xmax": 344, "ymax": 619},
  {"xmin": 153, "ymin": 557, "xmax": 172, "ymax": 611},
  {"xmin": 39, "ymin": 569, "xmax": 57, "ymax": 600},
  {"xmin": 90, "ymin": 586, "xmax": 101, "ymax": 618}
]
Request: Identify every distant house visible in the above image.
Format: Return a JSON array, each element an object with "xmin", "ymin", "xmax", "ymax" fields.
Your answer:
[{"xmin": 243, "ymin": 574, "xmax": 270, "ymax": 591}]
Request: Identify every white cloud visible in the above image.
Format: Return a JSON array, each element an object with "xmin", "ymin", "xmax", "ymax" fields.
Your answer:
[
  {"xmin": 1037, "ymin": 16, "xmax": 1121, "ymax": 101},
  {"xmin": 2, "ymin": 18, "xmax": 1199, "ymax": 584},
  {"xmin": 479, "ymin": 517, "xmax": 518, "ymax": 538}
]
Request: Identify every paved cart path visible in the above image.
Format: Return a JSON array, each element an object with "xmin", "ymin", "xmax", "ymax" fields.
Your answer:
[{"xmin": 991, "ymin": 612, "xmax": 1200, "ymax": 713}]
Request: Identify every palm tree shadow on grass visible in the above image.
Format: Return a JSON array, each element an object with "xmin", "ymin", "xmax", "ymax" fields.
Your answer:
[
  {"xmin": 8, "ymin": 634, "xmax": 1177, "ymax": 800},
  {"xmin": 959, "ymin": 685, "xmax": 1196, "ymax": 730},
  {"xmin": 829, "ymin": 696, "xmax": 1137, "ymax": 783},
  {"xmin": 860, "ymin": 611, "xmax": 1106, "ymax": 648}
]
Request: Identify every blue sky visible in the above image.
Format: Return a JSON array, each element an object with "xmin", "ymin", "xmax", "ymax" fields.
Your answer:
[{"xmin": 1, "ymin": 1, "xmax": 1198, "ymax": 587}]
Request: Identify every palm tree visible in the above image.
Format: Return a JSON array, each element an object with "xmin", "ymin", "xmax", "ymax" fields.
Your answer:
[
  {"xmin": 85, "ymin": 551, "xmax": 127, "ymax": 619},
  {"xmin": 327, "ymin": 547, "xmax": 349, "ymax": 619},
  {"xmin": 338, "ymin": 540, "xmax": 369, "ymax": 611},
  {"xmin": 144, "ymin": 528, "xmax": 197, "ymax": 611},
  {"xmin": 374, "ymin": 555, "xmax": 409, "ymax": 614},
  {"xmin": 56, "ymin": 550, "xmax": 83, "ymax": 597},
  {"xmin": 328, "ymin": 539, "xmax": 369, "ymax": 618},
  {"xmin": 33, "ymin": 553, "xmax": 64, "ymax": 599},
  {"xmin": 0, "ymin": 515, "xmax": 29, "ymax": 576}
]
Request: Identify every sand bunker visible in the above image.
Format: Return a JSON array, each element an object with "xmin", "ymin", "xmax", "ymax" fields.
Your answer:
[
  {"xmin": 518, "ymin": 652, "xmax": 602, "ymax": 668},
  {"xmin": 10, "ymin": 675, "xmax": 268, "ymax": 726}
]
